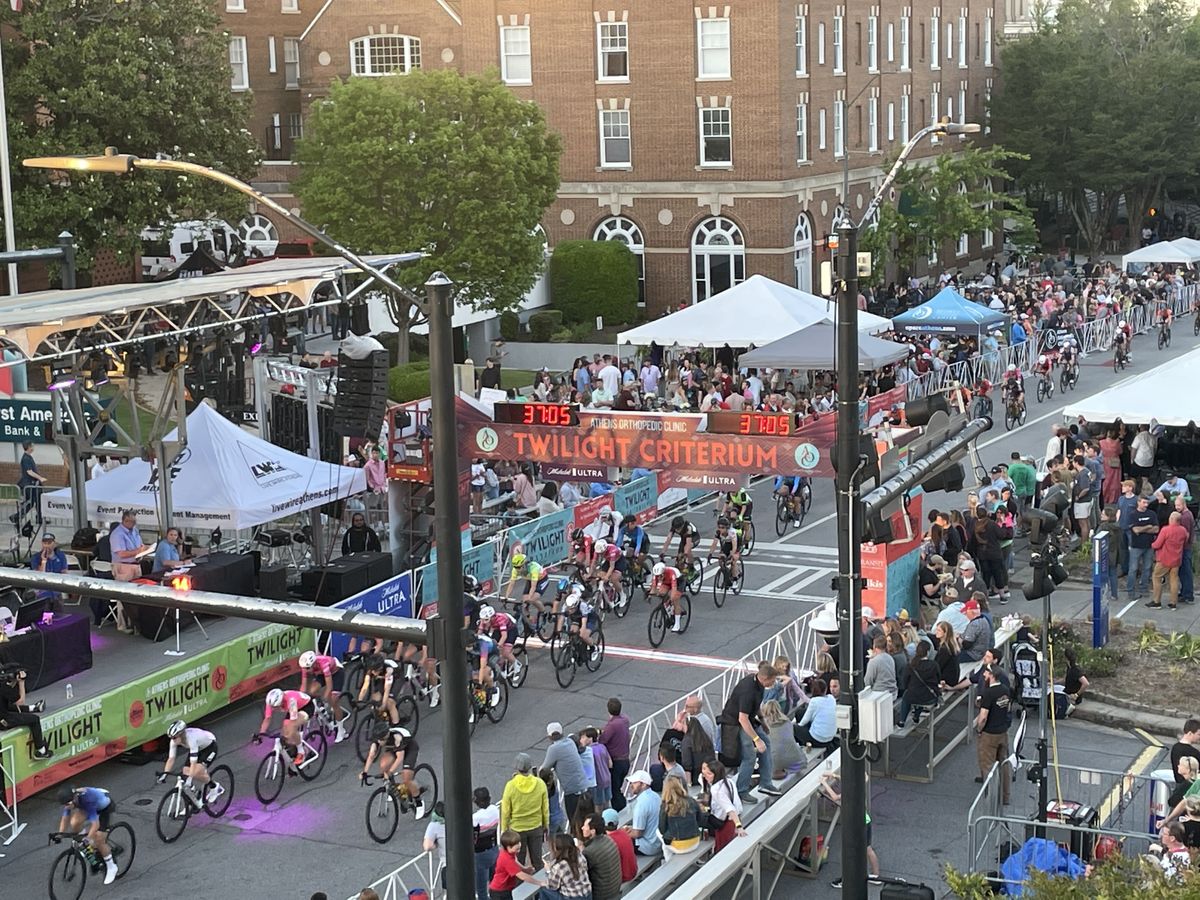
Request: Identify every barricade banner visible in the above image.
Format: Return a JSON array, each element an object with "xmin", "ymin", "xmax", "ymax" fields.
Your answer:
[
  {"xmin": 505, "ymin": 507, "xmax": 573, "ymax": 565},
  {"xmin": 615, "ymin": 475, "xmax": 659, "ymax": 524},
  {"xmin": 415, "ymin": 539, "xmax": 497, "ymax": 616},
  {"xmin": 327, "ymin": 572, "xmax": 414, "ymax": 659},
  {"xmin": 660, "ymin": 472, "xmax": 748, "ymax": 491}
]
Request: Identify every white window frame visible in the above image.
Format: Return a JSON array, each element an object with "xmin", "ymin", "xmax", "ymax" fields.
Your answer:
[
  {"xmin": 946, "ymin": 22, "xmax": 954, "ymax": 61},
  {"xmin": 985, "ymin": 78, "xmax": 993, "ymax": 135},
  {"xmin": 930, "ymin": 85, "xmax": 940, "ymax": 127},
  {"xmin": 283, "ymin": 38, "xmax": 300, "ymax": 88},
  {"xmin": 818, "ymin": 108, "xmax": 827, "ymax": 150},
  {"xmin": 226, "ymin": 0, "xmax": 245, "ymax": 11},
  {"xmin": 691, "ymin": 217, "xmax": 745, "ymax": 305},
  {"xmin": 833, "ymin": 99, "xmax": 845, "ymax": 159},
  {"xmin": 958, "ymin": 14, "xmax": 967, "ymax": 67},
  {"xmin": 795, "ymin": 13, "xmax": 807, "ymax": 75},
  {"xmin": 282, "ymin": 0, "xmax": 299, "ymax": 11},
  {"xmin": 287, "ymin": 112, "xmax": 303, "ymax": 140},
  {"xmin": 982, "ymin": 180, "xmax": 995, "ymax": 248},
  {"xmin": 597, "ymin": 22, "xmax": 629, "ymax": 82},
  {"xmin": 229, "ymin": 36, "xmax": 249, "ymax": 91},
  {"xmin": 930, "ymin": 14, "xmax": 939, "ymax": 70},
  {"xmin": 832, "ymin": 15, "xmax": 844, "ymax": 74},
  {"xmin": 595, "ymin": 217, "xmax": 646, "ymax": 307},
  {"xmin": 984, "ymin": 11, "xmax": 993, "ymax": 66},
  {"xmin": 900, "ymin": 92, "xmax": 910, "ymax": 142},
  {"xmin": 868, "ymin": 96, "xmax": 879, "ymax": 152},
  {"xmin": 699, "ymin": 106, "xmax": 733, "ymax": 166},
  {"xmin": 268, "ymin": 36, "xmax": 277, "ymax": 74},
  {"xmin": 958, "ymin": 84, "xmax": 966, "ymax": 126},
  {"xmin": 797, "ymin": 102, "xmax": 809, "ymax": 162},
  {"xmin": 351, "ymin": 34, "xmax": 421, "ymax": 77},
  {"xmin": 817, "ymin": 22, "xmax": 826, "ymax": 66},
  {"xmin": 794, "ymin": 215, "xmax": 814, "ymax": 294},
  {"xmin": 868, "ymin": 16, "xmax": 878, "ymax": 72},
  {"xmin": 599, "ymin": 108, "xmax": 632, "ymax": 168},
  {"xmin": 270, "ymin": 113, "xmax": 282, "ymax": 151},
  {"xmin": 697, "ymin": 18, "xmax": 731, "ymax": 79},
  {"xmin": 957, "ymin": 184, "xmax": 970, "ymax": 257},
  {"xmin": 887, "ymin": 22, "xmax": 895, "ymax": 63},
  {"xmin": 900, "ymin": 15, "xmax": 910, "ymax": 70},
  {"xmin": 500, "ymin": 25, "xmax": 532, "ymax": 85},
  {"xmin": 887, "ymin": 101, "xmax": 895, "ymax": 142}
]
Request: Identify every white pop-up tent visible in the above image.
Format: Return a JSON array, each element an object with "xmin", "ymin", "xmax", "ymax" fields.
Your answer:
[
  {"xmin": 42, "ymin": 402, "xmax": 367, "ymax": 529},
  {"xmin": 617, "ymin": 275, "xmax": 891, "ymax": 348},
  {"xmin": 1121, "ymin": 239, "xmax": 1200, "ymax": 270},
  {"xmin": 1062, "ymin": 346, "xmax": 1200, "ymax": 427}
]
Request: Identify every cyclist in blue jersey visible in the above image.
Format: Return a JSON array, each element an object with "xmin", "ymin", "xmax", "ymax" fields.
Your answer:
[
  {"xmin": 774, "ymin": 475, "xmax": 810, "ymax": 526},
  {"xmin": 55, "ymin": 786, "xmax": 118, "ymax": 883}
]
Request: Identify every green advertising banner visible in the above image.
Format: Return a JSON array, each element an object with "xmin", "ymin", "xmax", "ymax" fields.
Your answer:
[{"xmin": 1, "ymin": 623, "xmax": 315, "ymax": 802}]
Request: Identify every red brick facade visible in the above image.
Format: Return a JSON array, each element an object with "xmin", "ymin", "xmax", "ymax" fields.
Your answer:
[{"xmin": 222, "ymin": 0, "xmax": 1003, "ymax": 313}]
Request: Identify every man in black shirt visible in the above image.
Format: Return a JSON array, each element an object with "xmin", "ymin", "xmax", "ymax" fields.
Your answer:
[
  {"xmin": 479, "ymin": 357, "xmax": 502, "ymax": 392},
  {"xmin": 341, "ymin": 513, "xmax": 381, "ymax": 555},
  {"xmin": 1170, "ymin": 718, "xmax": 1200, "ymax": 784},
  {"xmin": 974, "ymin": 665, "xmax": 1012, "ymax": 803},
  {"xmin": 0, "ymin": 666, "xmax": 51, "ymax": 758},
  {"xmin": 718, "ymin": 661, "xmax": 779, "ymax": 803}
]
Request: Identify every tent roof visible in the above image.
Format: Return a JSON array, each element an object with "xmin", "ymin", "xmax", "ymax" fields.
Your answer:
[
  {"xmin": 1062, "ymin": 346, "xmax": 1200, "ymax": 427},
  {"xmin": 1121, "ymin": 240, "xmax": 1200, "ymax": 268},
  {"xmin": 617, "ymin": 275, "xmax": 890, "ymax": 347},
  {"xmin": 890, "ymin": 286, "xmax": 1008, "ymax": 334},
  {"xmin": 737, "ymin": 322, "xmax": 910, "ymax": 370},
  {"xmin": 42, "ymin": 402, "xmax": 367, "ymax": 530}
]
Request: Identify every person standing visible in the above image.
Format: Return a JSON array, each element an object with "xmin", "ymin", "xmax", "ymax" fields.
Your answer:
[
  {"xmin": 717, "ymin": 661, "xmax": 779, "ymax": 804},
  {"xmin": 1130, "ymin": 425, "xmax": 1157, "ymax": 495},
  {"xmin": 1007, "ymin": 452, "xmax": 1037, "ymax": 514},
  {"xmin": 1095, "ymin": 506, "xmax": 1126, "ymax": 601},
  {"xmin": 341, "ymin": 512, "xmax": 381, "ymax": 554},
  {"xmin": 1148, "ymin": 511, "xmax": 1190, "ymax": 610},
  {"xmin": 1127, "ymin": 494, "xmax": 1160, "ymax": 601},
  {"xmin": 12, "ymin": 441, "xmax": 46, "ymax": 526},
  {"xmin": 472, "ymin": 787, "xmax": 501, "ymax": 900},
  {"xmin": 500, "ymin": 753, "xmax": 549, "ymax": 871},
  {"xmin": 1099, "ymin": 429, "xmax": 1124, "ymax": 505},
  {"xmin": 1171, "ymin": 719, "xmax": 1200, "ymax": 784},
  {"xmin": 974, "ymin": 665, "xmax": 1013, "ymax": 804},
  {"xmin": 599, "ymin": 698, "xmax": 631, "ymax": 812},
  {"xmin": 541, "ymin": 723, "xmax": 588, "ymax": 822},
  {"xmin": 1174, "ymin": 495, "xmax": 1195, "ymax": 604}
]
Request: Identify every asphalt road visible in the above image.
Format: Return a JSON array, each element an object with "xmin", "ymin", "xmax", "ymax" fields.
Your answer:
[{"xmin": 2, "ymin": 327, "xmax": 1192, "ymax": 900}]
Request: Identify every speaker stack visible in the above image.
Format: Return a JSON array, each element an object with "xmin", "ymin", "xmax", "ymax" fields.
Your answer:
[{"xmin": 332, "ymin": 350, "xmax": 389, "ymax": 440}]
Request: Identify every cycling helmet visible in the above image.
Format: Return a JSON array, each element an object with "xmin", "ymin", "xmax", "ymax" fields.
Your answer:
[
  {"xmin": 463, "ymin": 573, "xmax": 480, "ymax": 594},
  {"xmin": 1038, "ymin": 355, "xmax": 1047, "ymax": 365},
  {"xmin": 652, "ymin": 562, "xmax": 666, "ymax": 578},
  {"xmin": 266, "ymin": 688, "xmax": 284, "ymax": 707},
  {"xmin": 299, "ymin": 650, "xmax": 316, "ymax": 669},
  {"xmin": 372, "ymin": 721, "xmax": 390, "ymax": 743},
  {"xmin": 510, "ymin": 552, "xmax": 527, "ymax": 569},
  {"xmin": 670, "ymin": 516, "xmax": 686, "ymax": 533},
  {"xmin": 621, "ymin": 514, "xmax": 636, "ymax": 526},
  {"xmin": 57, "ymin": 786, "xmax": 77, "ymax": 805},
  {"xmin": 479, "ymin": 604, "xmax": 496, "ymax": 622},
  {"xmin": 571, "ymin": 528, "xmax": 585, "ymax": 542},
  {"xmin": 1006, "ymin": 364, "xmax": 1017, "ymax": 374},
  {"xmin": 365, "ymin": 653, "xmax": 386, "ymax": 672},
  {"xmin": 594, "ymin": 539, "xmax": 608, "ymax": 554},
  {"xmin": 167, "ymin": 720, "xmax": 186, "ymax": 739},
  {"xmin": 389, "ymin": 726, "xmax": 412, "ymax": 741},
  {"xmin": 1119, "ymin": 319, "xmax": 1127, "ymax": 327},
  {"xmin": 717, "ymin": 516, "xmax": 730, "ymax": 528},
  {"xmin": 564, "ymin": 593, "xmax": 581, "ymax": 610}
]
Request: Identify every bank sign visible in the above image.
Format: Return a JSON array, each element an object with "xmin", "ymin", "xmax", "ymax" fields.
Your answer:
[{"xmin": 0, "ymin": 398, "xmax": 53, "ymax": 443}]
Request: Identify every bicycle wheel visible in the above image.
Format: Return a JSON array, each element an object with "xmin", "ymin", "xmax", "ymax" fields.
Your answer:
[
  {"xmin": 548, "ymin": 630, "xmax": 565, "ymax": 667},
  {"xmin": 254, "ymin": 752, "xmax": 284, "ymax": 804},
  {"xmin": 155, "ymin": 789, "xmax": 191, "ymax": 844},
  {"xmin": 507, "ymin": 645, "xmax": 529, "ymax": 689},
  {"xmin": 774, "ymin": 498, "xmax": 788, "ymax": 536},
  {"xmin": 108, "ymin": 822, "xmax": 136, "ymax": 879},
  {"xmin": 395, "ymin": 694, "xmax": 420, "ymax": 736},
  {"xmin": 585, "ymin": 631, "xmax": 606, "ymax": 672},
  {"xmin": 1018, "ymin": 404, "xmax": 1027, "ymax": 426},
  {"xmin": 534, "ymin": 607, "xmax": 554, "ymax": 642},
  {"xmin": 612, "ymin": 581, "xmax": 630, "ymax": 618},
  {"xmin": 678, "ymin": 594, "xmax": 693, "ymax": 634},
  {"xmin": 343, "ymin": 662, "xmax": 366, "ymax": 720},
  {"xmin": 203, "ymin": 765, "xmax": 235, "ymax": 818},
  {"xmin": 731, "ymin": 563, "xmax": 744, "ymax": 596},
  {"xmin": 48, "ymin": 848, "xmax": 86, "ymax": 900},
  {"xmin": 354, "ymin": 716, "xmax": 376, "ymax": 763},
  {"xmin": 554, "ymin": 641, "xmax": 577, "ymax": 688},
  {"xmin": 685, "ymin": 557, "xmax": 704, "ymax": 596},
  {"xmin": 410, "ymin": 763, "xmax": 439, "ymax": 814},
  {"xmin": 298, "ymin": 728, "xmax": 327, "ymax": 781},
  {"xmin": 801, "ymin": 483, "xmax": 813, "ymax": 514},
  {"xmin": 647, "ymin": 606, "xmax": 667, "ymax": 648},
  {"xmin": 1005, "ymin": 407, "xmax": 1016, "ymax": 430},
  {"xmin": 485, "ymin": 676, "xmax": 509, "ymax": 723},
  {"xmin": 467, "ymin": 690, "xmax": 479, "ymax": 736},
  {"xmin": 712, "ymin": 565, "xmax": 727, "ymax": 608},
  {"xmin": 365, "ymin": 786, "xmax": 399, "ymax": 844},
  {"xmin": 1059, "ymin": 370, "xmax": 1069, "ymax": 394},
  {"xmin": 742, "ymin": 521, "xmax": 756, "ymax": 555},
  {"xmin": 1194, "ymin": 317, "xmax": 1199, "ymax": 336},
  {"xmin": 1159, "ymin": 329, "xmax": 1167, "ymax": 350},
  {"xmin": 1036, "ymin": 380, "xmax": 1046, "ymax": 403}
]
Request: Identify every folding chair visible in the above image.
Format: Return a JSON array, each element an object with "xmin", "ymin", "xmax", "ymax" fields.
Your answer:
[{"xmin": 89, "ymin": 560, "xmax": 121, "ymax": 627}]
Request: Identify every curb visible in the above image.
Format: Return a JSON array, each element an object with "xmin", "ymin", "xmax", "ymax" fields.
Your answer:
[
  {"xmin": 1089, "ymin": 689, "xmax": 1193, "ymax": 723},
  {"xmin": 1069, "ymin": 698, "xmax": 1179, "ymax": 740}
]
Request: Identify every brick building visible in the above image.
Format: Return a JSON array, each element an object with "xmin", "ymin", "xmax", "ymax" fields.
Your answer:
[{"xmin": 221, "ymin": 0, "xmax": 1002, "ymax": 314}]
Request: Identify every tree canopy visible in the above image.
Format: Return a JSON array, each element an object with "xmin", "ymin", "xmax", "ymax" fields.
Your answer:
[
  {"xmin": 6, "ymin": 0, "xmax": 261, "ymax": 268},
  {"xmin": 990, "ymin": 0, "xmax": 1200, "ymax": 256},
  {"xmin": 294, "ymin": 68, "xmax": 562, "ymax": 338}
]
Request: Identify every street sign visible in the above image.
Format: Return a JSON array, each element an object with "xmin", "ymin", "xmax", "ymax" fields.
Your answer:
[{"xmin": 0, "ymin": 397, "xmax": 52, "ymax": 443}]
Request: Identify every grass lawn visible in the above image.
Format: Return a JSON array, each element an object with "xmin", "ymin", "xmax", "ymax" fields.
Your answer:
[
  {"xmin": 498, "ymin": 368, "xmax": 538, "ymax": 391},
  {"xmin": 97, "ymin": 384, "xmax": 165, "ymax": 441}
]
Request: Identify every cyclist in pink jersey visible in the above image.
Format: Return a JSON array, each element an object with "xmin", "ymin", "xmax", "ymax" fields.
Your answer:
[
  {"xmin": 299, "ymin": 650, "xmax": 348, "ymax": 742},
  {"xmin": 588, "ymin": 537, "xmax": 627, "ymax": 599},
  {"xmin": 257, "ymin": 687, "xmax": 314, "ymax": 765}
]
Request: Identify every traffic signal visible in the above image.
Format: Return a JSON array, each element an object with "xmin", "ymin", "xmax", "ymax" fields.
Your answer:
[
  {"xmin": 921, "ymin": 461, "xmax": 965, "ymax": 493},
  {"xmin": 862, "ymin": 507, "xmax": 894, "ymax": 544}
]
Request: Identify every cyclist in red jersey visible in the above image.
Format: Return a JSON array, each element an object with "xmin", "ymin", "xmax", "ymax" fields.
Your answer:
[{"xmin": 649, "ymin": 561, "xmax": 685, "ymax": 632}]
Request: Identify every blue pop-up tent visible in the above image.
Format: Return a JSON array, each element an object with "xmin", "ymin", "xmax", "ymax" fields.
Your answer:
[{"xmin": 891, "ymin": 286, "xmax": 1008, "ymax": 336}]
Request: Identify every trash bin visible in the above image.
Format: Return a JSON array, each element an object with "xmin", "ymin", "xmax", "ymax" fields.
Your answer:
[{"xmin": 1149, "ymin": 767, "xmax": 1175, "ymax": 834}]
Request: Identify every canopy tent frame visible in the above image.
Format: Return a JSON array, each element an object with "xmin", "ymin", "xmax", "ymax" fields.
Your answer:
[
  {"xmin": 1062, "ymin": 345, "xmax": 1200, "ymax": 427},
  {"xmin": 737, "ymin": 322, "xmax": 910, "ymax": 371}
]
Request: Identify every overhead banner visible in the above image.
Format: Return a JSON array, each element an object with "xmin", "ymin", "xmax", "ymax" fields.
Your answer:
[
  {"xmin": 328, "ymin": 572, "xmax": 413, "ymax": 659},
  {"xmin": 659, "ymin": 472, "xmax": 750, "ymax": 492}
]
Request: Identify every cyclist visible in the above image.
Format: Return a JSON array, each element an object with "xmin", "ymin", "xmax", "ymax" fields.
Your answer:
[
  {"xmin": 1157, "ymin": 303, "xmax": 1173, "ymax": 342},
  {"xmin": 561, "ymin": 587, "xmax": 599, "ymax": 655},
  {"xmin": 502, "ymin": 551, "xmax": 552, "ymax": 626},
  {"xmin": 298, "ymin": 649, "xmax": 348, "ymax": 742},
  {"xmin": 724, "ymin": 487, "xmax": 754, "ymax": 524},
  {"xmin": 589, "ymin": 537, "xmax": 627, "ymax": 603},
  {"xmin": 1113, "ymin": 323, "xmax": 1130, "ymax": 366},
  {"xmin": 661, "ymin": 515, "xmax": 700, "ymax": 577},
  {"xmin": 773, "ymin": 475, "xmax": 808, "ymax": 524},
  {"xmin": 649, "ymin": 561, "xmax": 686, "ymax": 633},
  {"xmin": 617, "ymin": 513, "xmax": 650, "ymax": 578},
  {"xmin": 360, "ymin": 723, "xmax": 429, "ymax": 820},
  {"xmin": 598, "ymin": 508, "xmax": 625, "ymax": 544},
  {"xmin": 1033, "ymin": 354, "xmax": 1053, "ymax": 392},
  {"xmin": 708, "ymin": 516, "xmax": 742, "ymax": 581},
  {"xmin": 476, "ymin": 604, "xmax": 519, "ymax": 695},
  {"xmin": 1002, "ymin": 364, "xmax": 1024, "ymax": 410},
  {"xmin": 356, "ymin": 653, "xmax": 405, "ymax": 731},
  {"xmin": 157, "ymin": 721, "xmax": 222, "ymax": 805},
  {"xmin": 570, "ymin": 528, "xmax": 594, "ymax": 570},
  {"xmin": 462, "ymin": 573, "xmax": 486, "ymax": 629},
  {"xmin": 258, "ymin": 687, "xmax": 315, "ymax": 766},
  {"xmin": 55, "ymin": 786, "xmax": 119, "ymax": 883},
  {"xmin": 1059, "ymin": 337, "xmax": 1079, "ymax": 383}
]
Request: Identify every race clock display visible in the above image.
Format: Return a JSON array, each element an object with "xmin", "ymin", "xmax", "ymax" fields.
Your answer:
[
  {"xmin": 493, "ymin": 402, "xmax": 581, "ymax": 427},
  {"xmin": 706, "ymin": 411, "xmax": 794, "ymax": 436}
]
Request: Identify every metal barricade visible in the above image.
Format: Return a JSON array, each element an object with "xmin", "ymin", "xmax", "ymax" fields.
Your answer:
[
  {"xmin": 344, "ymin": 850, "xmax": 443, "ymax": 900},
  {"xmin": 0, "ymin": 743, "xmax": 27, "ymax": 852}
]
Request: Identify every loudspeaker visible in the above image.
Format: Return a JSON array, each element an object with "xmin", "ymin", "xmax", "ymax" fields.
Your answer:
[
  {"xmin": 349, "ymin": 551, "xmax": 393, "ymax": 586},
  {"xmin": 903, "ymin": 395, "xmax": 949, "ymax": 427},
  {"xmin": 333, "ymin": 350, "xmax": 389, "ymax": 439},
  {"xmin": 258, "ymin": 565, "xmax": 290, "ymax": 601},
  {"xmin": 921, "ymin": 461, "xmax": 965, "ymax": 493},
  {"xmin": 300, "ymin": 558, "xmax": 371, "ymax": 606}
]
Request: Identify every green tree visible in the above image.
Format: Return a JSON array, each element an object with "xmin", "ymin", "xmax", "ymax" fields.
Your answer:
[
  {"xmin": 548, "ymin": 240, "xmax": 638, "ymax": 326},
  {"xmin": 859, "ymin": 146, "xmax": 1035, "ymax": 283},
  {"xmin": 990, "ymin": 0, "xmax": 1200, "ymax": 256},
  {"xmin": 7, "ymin": 0, "xmax": 261, "ymax": 273},
  {"xmin": 294, "ymin": 69, "xmax": 562, "ymax": 361}
]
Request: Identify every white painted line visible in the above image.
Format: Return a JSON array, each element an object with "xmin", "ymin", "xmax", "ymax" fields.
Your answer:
[
  {"xmin": 525, "ymin": 635, "xmax": 740, "ymax": 670},
  {"xmin": 1116, "ymin": 598, "xmax": 1139, "ymax": 620},
  {"xmin": 752, "ymin": 541, "xmax": 838, "ymax": 556},
  {"xmin": 759, "ymin": 566, "xmax": 815, "ymax": 594},
  {"xmin": 793, "ymin": 569, "xmax": 832, "ymax": 591},
  {"xmin": 737, "ymin": 589, "xmax": 829, "ymax": 603}
]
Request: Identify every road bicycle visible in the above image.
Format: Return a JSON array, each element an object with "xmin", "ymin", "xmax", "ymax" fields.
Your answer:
[
  {"xmin": 253, "ymin": 728, "xmax": 327, "ymax": 804},
  {"xmin": 620, "ymin": 550, "xmax": 654, "ymax": 606},
  {"xmin": 47, "ymin": 824, "xmax": 136, "ymax": 900},
  {"xmin": 1058, "ymin": 363, "xmax": 1078, "ymax": 393},
  {"xmin": 1035, "ymin": 371, "xmax": 1055, "ymax": 403},
  {"xmin": 774, "ymin": 487, "xmax": 810, "ymax": 534},
  {"xmin": 1113, "ymin": 343, "xmax": 1129, "ymax": 371},
  {"xmin": 154, "ymin": 767, "xmax": 234, "ymax": 843},
  {"xmin": 709, "ymin": 553, "xmax": 744, "ymax": 608},
  {"xmin": 353, "ymin": 694, "xmax": 419, "ymax": 763},
  {"xmin": 647, "ymin": 587, "xmax": 692, "ymax": 648},
  {"xmin": 675, "ymin": 553, "xmax": 704, "ymax": 596},
  {"xmin": 466, "ymin": 667, "xmax": 509, "ymax": 736},
  {"xmin": 362, "ymin": 767, "xmax": 439, "ymax": 844},
  {"xmin": 1158, "ymin": 320, "xmax": 1172, "ymax": 350},
  {"xmin": 551, "ymin": 622, "xmax": 605, "ymax": 688},
  {"xmin": 1004, "ymin": 395, "xmax": 1026, "ymax": 431},
  {"xmin": 312, "ymin": 691, "xmax": 352, "ymax": 744},
  {"xmin": 732, "ymin": 513, "xmax": 755, "ymax": 556}
]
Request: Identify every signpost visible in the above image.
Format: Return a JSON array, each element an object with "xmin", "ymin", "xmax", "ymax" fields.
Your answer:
[{"xmin": 1092, "ymin": 531, "xmax": 1110, "ymax": 648}]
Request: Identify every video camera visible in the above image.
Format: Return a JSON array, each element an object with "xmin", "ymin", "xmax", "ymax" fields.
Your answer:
[{"xmin": 0, "ymin": 662, "xmax": 25, "ymax": 686}]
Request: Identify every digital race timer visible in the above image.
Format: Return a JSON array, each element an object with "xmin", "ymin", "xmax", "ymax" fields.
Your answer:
[
  {"xmin": 706, "ymin": 411, "xmax": 794, "ymax": 436},
  {"xmin": 493, "ymin": 402, "xmax": 581, "ymax": 427}
]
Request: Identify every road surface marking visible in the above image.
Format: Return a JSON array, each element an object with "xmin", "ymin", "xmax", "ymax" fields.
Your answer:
[
  {"xmin": 1134, "ymin": 728, "xmax": 1164, "ymax": 748},
  {"xmin": 525, "ymin": 636, "xmax": 740, "ymax": 670},
  {"xmin": 1116, "ymin": 598, "xmax": 1139, "ymax": 620},
  {"xmin": 1097, "ymin": 744, "xmax": 1162, "ymax": 826}
]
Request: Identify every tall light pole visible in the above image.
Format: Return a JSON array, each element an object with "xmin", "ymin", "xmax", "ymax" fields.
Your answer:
[
  {"xmin": 835, "ymin": 118, "xmax": 980, "ymax": 900},
  {"xmin": 22, "ymin": 148, "xmax": 478, "ymax": 900}
]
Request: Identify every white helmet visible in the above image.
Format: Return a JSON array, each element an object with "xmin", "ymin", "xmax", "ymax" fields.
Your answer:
[
  {"xmin": 1006, "ymin": 364, "xmax": 1017, "ymax": 374},
  {"xmin": 992, "ymin": 330, "xmax": 1002, "ymax": 337},
  {"xmin": 1038, "ymin": 355, "xmax": 1047, "ymax": 365},
  {"xmin": 652, "ymin": 562, "xmax": 666, "ymax": 578},
  {"xmin": 299, "ymin": 650, "xmax": 316, "ymax": 669},
  {"xmin": 266, "ymin": 688, "xmax": 284, "ymax": 707},
  {"xmin": 1119, "ymin": 320, "xmax": 1127, "ymax": 327},
  {"xmin": 565, "ymin": 592, "xmax": 581, "ymax": 610},
  {"xmin": 479, "ymin": 604, "xmax": 496, "ymax": 622},
  {"xmin": 167, "ymin": 720, "xmax": 186, "ymax": 739},
  {"xmin": 594, "ymin": 539, "xmax": 608, "ymax": 554},
  {"xmin": 389, "ymin": 726, "xmax": 412, "ymax": 740}
]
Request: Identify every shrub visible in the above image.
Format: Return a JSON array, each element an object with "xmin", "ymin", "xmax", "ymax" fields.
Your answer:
[
  {"xmin": 499, "ymin": 309, "xmax": 520, "ymax": 341},
  {"xmin": 1076, "ymin": 646, "xmax": 1121, "ymax": 677},
  {"xmin": 529, "ymin": 309, "xmax": 563, "ymax": 342},
  {"xmin": 549, "ymin": 328, "xmax": 574, "ymax": 342},
  {"xmin": 388, "ymin": 361, "xmax": 431, "ymax": 403},
  {"xmin": 548, "ymin": 240, "xmax": 638, "ymax": 325},
  {"xmin": 569, "ymin": 321, "xmax": 595, "ymax": 342}
]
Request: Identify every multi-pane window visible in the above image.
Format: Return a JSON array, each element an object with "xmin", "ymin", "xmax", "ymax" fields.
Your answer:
[
  {"xmin": 833, "ymin": 99, "xmax": 844, "ymax": 158},
  {"xmin": 500, "ymin": 26, "xmax": 532, "ymax": 84},
  {"xmin": 868, "ymin": 16, "xmax": 878, "ymax": 71},
  {"xmin": 795, "ymin": 13, "xmax": 807, "ymax": 75},
  {"xmin": 984, "ymin": 12, "xmax": 993, "ymax": 66},
  {"xmin": 900, "ymin": 15, "xmax": 910, "ymax": 69},
  {"xmin": 226, "ymin": 0, "xmax": 244, "ymax": 10},
  {"xmin": 796, "ymin": 103, "xmax": 809, "ymax": 162},
  {"xmin": 287, "ymin": 112, "xmax": 303, "ymax": 140},
  {"xmin": 930, "ymin": 14, "xmax": 939, "ymax": 69},
  {"xmin": 351, "ymin": 35, "xmax": 421, "ymax": 76},
  {"xmin": 985, "ymin": 77, "xmax": 993, "ymax": 134},
  {"xmin": 947, "ymin": 22, "xmax": 954, "ymax": 62},
  {"xmin": 599, "ymin": 109, "xmax": 631, "ymax": 167},
  {"xmin": 958, "ymin": 84, "xmax": 967, "ymax": 124},
  {"xmin": 229, "ymin": 37, "xmax": 248, "ymax": 91},
  {"xmin": 868, "ymin": 97, "xmax": 879, "ymax": 151},
  {"xmin": 832, "ymin": 15, "xmax": 844, "ymax": 73},
  {"xmin": 699, "ymin": 107, "xmax": 732, "ymax": 165},
  {"xmin": 930, "ymin": 84, "xmax": 940, "ymax": 127},
  {"xmin": 697, "ymin": 18, "xmax": 731, "ymax": 78},
  {"xmin": 958, "ymin": 14, "xmax": 967, "ymax": 66},
  {"xmin": 283, "ymin": 38, "xmax": 300, "ymax": 88},
  {"xmin": 887, "ymin": 22, "xmax": 894, "ymax": 63},
  {"xmin": 597, "ymin": 22, "xmax": 628, "ymax": 80}
]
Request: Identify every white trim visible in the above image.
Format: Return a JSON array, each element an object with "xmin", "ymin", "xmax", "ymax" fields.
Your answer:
[
  {"xmin": 434, "ymin": 0, "xmax": 464, "ymax": 26},
  {"xmin": 596, "ymin": 20, "xmax": 629, "ymax": 82},
  {"xmin": 930, "ymin": 12, "xmax": 940, "ymax": 69},
  {"xmin": 299, "ymin": 0, "xmax": 336, "ymax": 42},
  {"xmin": 268, "ymin": 36, "xmax": 277, "ymax": 74},
  {"xmin": 697, "ymin": 17, "xmax": 731, "ymax": 79},
  {"xmin": 226, "ymin": 0, "xmax": 245, "ymax": 11},
  {"xmin": 228, "ymin": 36, "xmax": 249, "ymax": 92},
  {"xmin": 899, "ymin": 14, "xmax": 910, "ymax": 70},
  {"xmin": 598, "ymin": 107, "xmax": 632, "ymax": 168},
  {"xmin": 832, "ymin": 14, "xmax": 844, "ymax": 73},
  {"xmin": 283, "ymin": 37, "xmax": 301, "ymax": 89},
  {"xmin": 795, "ymin": 12, "xmax": 807, "ymax": 75},
  {"xmin": 796, "ymin": 102, "xmax": 808, "ymax": 163},
  {"xmin": 698, "ymin": 105, "xmax": 733, "ymax": 167},
  {"xmin": 281, "ymin": 0, "xmax": 299, "ymax": 12},
  {"xmin": 500, "ymin": 25, "xmax": 532, "ymax": 84},
  {"xmin": 350, "ymin": 34, "xmax": 421, "ymax": 77}
]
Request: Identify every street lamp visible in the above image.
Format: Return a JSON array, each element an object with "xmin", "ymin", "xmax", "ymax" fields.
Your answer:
[
  {"xmin": 23, "ymin": 148, "xmax": 477, "ymax": 900},
  {"xmin": 834, "ymin": 117, "xmax": 980, "ymax": 900}
]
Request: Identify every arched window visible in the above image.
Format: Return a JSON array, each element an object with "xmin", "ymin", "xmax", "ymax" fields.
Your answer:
[
  {"xmin": 350, "ymin": 35, "xmax": 421, "ymax": 76},
  {"xmin": 691, "ymin": 217, "xmax": 745, "ymax": 303},
  {"xmin": 794, "ymin": 214, "xmax": 814, "ymax": 294},
  {"xmin": 594, "ymin": 216, "xmax": 645, "ymax": 306},
  {"xmin": 237, "ymin": 214, "xmax": 278, "ymax": 257}
]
